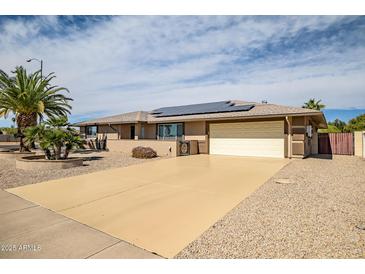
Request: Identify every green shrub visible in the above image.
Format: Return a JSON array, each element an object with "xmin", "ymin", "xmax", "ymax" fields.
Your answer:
[
  {"xmin": 24, "ymin": 117, "xmax": 85, "ymax": 160},
  {"xmin": 318, "ymin": 124, "xmax": 341, "ymax": 133},
  {"xmin": 132, "ymin": 146, "xmax": 157, "ymax": 159},
  {"xmin": 0, "ymin": 127, "xmax": 18, "ymax": 135}
]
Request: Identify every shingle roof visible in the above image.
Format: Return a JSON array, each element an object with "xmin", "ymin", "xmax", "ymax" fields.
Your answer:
[
  {"xmin": 74, "ymin": 100, "xmax": 326, "ymax": 128},
  {"xmin": 148, "ymin": 101, "xmax": 323, "ymax": 122},
  {"xmin": 74, "ymin": 111, "xmax": 149, "ymax": 126}
]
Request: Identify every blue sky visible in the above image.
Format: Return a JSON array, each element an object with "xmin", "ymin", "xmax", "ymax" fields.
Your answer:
[{"xmin": 0, "ymin": 15, "xmax": 364, "ymax": 126}]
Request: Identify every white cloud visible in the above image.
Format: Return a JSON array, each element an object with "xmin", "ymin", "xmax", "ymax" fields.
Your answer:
[{"xmin": 0, "ymin": 15, "xmax": 364, "ymax": 126}]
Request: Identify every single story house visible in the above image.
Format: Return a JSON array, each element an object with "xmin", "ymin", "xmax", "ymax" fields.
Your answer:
[{"xmin": 74, "ymin": 100, "xmax": 327, "ymax": 158}]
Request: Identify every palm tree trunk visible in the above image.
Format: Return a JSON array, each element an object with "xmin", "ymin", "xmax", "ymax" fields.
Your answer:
[
  {"xmin": 30, "ymin": 114, "xmax": 37, "ymax": 149},
  {"xmin": 16, "ymin": 113, "xmax": 37, "ymax": 152},
  {"xmin": 44, "ymin": 149, "xmax": 51, "ymax": 160},
  {"xmin": 17, "ymin": 127, "xmax": 26, "ymax": 152},
  {"xmin": 55, "ymin": 145, "xmax": 62, "ymax": 160}
]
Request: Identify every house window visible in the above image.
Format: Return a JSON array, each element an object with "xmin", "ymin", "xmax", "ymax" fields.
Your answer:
[
  {"xmin": 157, "ymin": 123, "xmax": 183, "ymax": 140},
  {"xmin": 86, "ymin": 126, "xmax": 97, "ymax": 138}
]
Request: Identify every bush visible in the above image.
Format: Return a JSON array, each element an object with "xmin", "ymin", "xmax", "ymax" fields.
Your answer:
[
  {"xmin": 0, "ymin": 127, "xmax": 18, "ymax": 135},
  {"xmin": 24, "ymin": 117, "xmax": 84, "ymax": 160},
  {"xmin": 318, "ymin": 124, "xmax": 341, "ymax": 133},
  {"xmin": 132, "ymin": 146, "xmax": 157, "ymax": 159}
]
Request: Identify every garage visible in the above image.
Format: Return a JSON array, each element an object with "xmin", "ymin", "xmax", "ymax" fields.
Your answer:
[{"xmin": 209, "ymin": 120, "xmax": 285, "ymax": 158}]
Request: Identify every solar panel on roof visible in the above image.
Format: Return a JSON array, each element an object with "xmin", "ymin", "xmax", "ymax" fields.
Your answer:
[{"xmin": 151, "ymin": 101, "xmax": 254, "ymax": 117}]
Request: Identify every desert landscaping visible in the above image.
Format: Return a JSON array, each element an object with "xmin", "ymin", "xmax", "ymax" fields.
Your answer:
[
  {"xmin": 0, "ymin": 150, "xmax": 162, "ymax": 189},
  {"xmin": 177, "ymin": 155, "xmax": 365, "ymax": 258}
]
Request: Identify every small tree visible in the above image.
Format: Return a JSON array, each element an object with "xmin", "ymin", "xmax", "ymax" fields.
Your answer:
[
  {"xmin": 318, "ymin": 124, "xmax": 342, "ymax": 133},
  {"xmin": 0, "ymin": 67, "xmax": 72, "ymax": 152},
  {"xmin": 345, "ymin": 114, "xmax": 365, "ymax": 132},
  {"xmin": 330, "ymin": 118, "xmax": 347, "ymax": 132},
  {"xmin": 302, "ymin": 98, "xmax": 325, "ymax": 110},
  {"xmin": 24, "ymin": 117, "xmax": 84, "ymax": 160}
]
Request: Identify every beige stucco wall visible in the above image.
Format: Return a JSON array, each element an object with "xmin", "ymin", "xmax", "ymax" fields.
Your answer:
[
  {"xmin": 291, "ymin": 116, "xmax": 309, "ymax": 157},
  {"xmin": 96, "ymin": 123, "xmax": 155, "ymax": 140},
  {"xmin": 354, "ymin": 131, "xmax": 364, "ymax": 157},
  {"xmin": 143, "ymin": 123, "xmax": 156, "ymax": 139},
  {"xmin": 81, "ymin": 125, "xmax": 121, "ymax": 140},
  {"xmin": 80, "ymin": 126, "xmax": 86, "ymax": 134},
  {"xmin": 292, "ymin": 116, "xmax": 305, "ymax": 126},
  {"xmin": 284, "ymin": 134, "xmax": 288, "ymax": 158},
  {"xmin": 184, "ymin": 121, "xmax": 208, "ymax": 154},
  {"xmin": 135, "ymin": 123, "xmax": 141, "ymax": 139},
  {"xmin": 98, "ymin": 125, "xmax": 118, "ymax": 134},
  {"xmin": 83, "ymin": 124, "xmax": 139, "ymax": 140},
  {"xmin": 119, "ymin": 124, "xmax": 132, "ymax": 139},
  {"xmin": 107, "ymin": 139, "xmax": 178, "ymax": 157},
  {"xmin": 284, "ymin": 116, "xmax": 319, "ymax": 158},
  {"xmin": 184, "ymin": 121, "xmax": 206, "ymax": 135},
  {"xmin": 304, "ymin": 117, "xmax": 311, "ymax": 157},
  {"xmin": 97, "ymin": 125, "xmax": 120, "ymax": 140},
  {"xmin": 302, "ymin": 117, "xmax": 319, "ymax": 157},
  {"xmin": 79, "ymin": 114, "xmax": 322, "ymax": 158}
]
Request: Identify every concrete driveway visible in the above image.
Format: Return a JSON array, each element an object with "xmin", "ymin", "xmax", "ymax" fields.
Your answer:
[
  {"xmin": 7, "ymin": 155, "xmax": 288, "ymax": 258},
  {"xmin": 0, "ymin": 190, "xmax": 160, "ymax": 259}
]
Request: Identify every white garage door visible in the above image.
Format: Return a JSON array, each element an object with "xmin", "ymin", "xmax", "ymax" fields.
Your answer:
[{"xmin": 209, "ymin": 120, "xmax": 285, "ymax": 158}]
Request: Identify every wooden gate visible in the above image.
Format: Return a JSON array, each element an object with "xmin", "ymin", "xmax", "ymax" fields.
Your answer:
[{"xmin": 318, "ymin": 133, "xmax": 354, "ymax": 155}]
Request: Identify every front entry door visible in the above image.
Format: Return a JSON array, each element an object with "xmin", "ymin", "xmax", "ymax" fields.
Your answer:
[{"xmin": 130, "ymin": 125, "xmax": 135, "ymax": 139}]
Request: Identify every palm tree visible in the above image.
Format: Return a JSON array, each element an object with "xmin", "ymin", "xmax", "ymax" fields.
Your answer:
[
  {"xmin": 302, "ymin": 98, "xmax": 325, "ymax": 110},
  {"xmin": 24, "ymin": 117, "xmax": 84, "ymax": 160},
  {"xmin": 0, "ymin": 66, "xmax": 72, "ymax": 152}
]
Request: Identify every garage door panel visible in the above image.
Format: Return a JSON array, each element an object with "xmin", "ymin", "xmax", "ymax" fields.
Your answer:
[
  {"xmin": 209, "ymin": 121, "xmax": 284, "ymax": 158},
  {"xmin": 210, "ymin": 138, "xmax": 284, "ymax": 157},
  {"xmin": 210, "ymin": 121, "xmax": 283, "ymax": 138}
]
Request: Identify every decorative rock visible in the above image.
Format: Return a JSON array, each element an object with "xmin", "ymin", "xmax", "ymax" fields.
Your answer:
[
  {"xmin": 275, "ymin": 178, "xmax": 295, "ymax": 184},
  {"xmin": 355, "ymin": 223, "xmax": 365, "ymax": 231},
  {"xmin": 176, "ymin": 156, "xmax": 365, "ymax": 259}
]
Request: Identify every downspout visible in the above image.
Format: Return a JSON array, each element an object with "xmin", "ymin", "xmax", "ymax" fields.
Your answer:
[{"xmin": 285, "ymin": 116, "xmax": 292, "ymax": 159}]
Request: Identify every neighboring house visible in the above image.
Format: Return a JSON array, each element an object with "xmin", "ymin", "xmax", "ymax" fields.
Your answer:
[{"xmin": 74, "ymin": 100, "xmax": 327, "ymax": 158}]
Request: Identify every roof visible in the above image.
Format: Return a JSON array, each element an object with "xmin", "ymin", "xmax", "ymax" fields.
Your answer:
[
  {"xmin": 74, "ymin": 111, "xmax": 149, "ymax": 126},
  {"xmin": 151, "ymin": 101, "xmax": 254, "ymax": 117},
  {"xmin": 148, "ymin": 100, "xmax": 327, "ymax": 128},
  {"xmin": 74, "ymin": 100, "xmax": 327, "ymax": 128}
]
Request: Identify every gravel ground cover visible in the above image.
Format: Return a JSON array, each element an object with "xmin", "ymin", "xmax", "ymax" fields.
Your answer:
[
  {"xmin": 176, "ymin": 155, "xmax": 365, "ymax": 258},
  {"xmin": 0, "ymin": 150, "xmax": 162, "ymax": 189}
]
